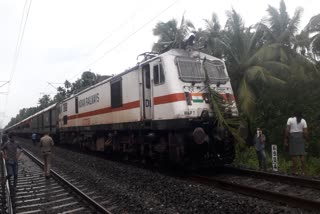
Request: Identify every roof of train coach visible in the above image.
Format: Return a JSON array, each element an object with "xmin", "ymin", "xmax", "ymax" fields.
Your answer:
[
  {"xmin": 59, "ymin": 53, "xmax": 161, "ymax": 103},
  {"xmin": 5, "ymin": 49, "xmax": 226, "ymax": 131},
  {"xmin": 59, "ymin": 49, "xmax": 225, "ymax": 103},
  {"xmin": 5, "ymin": 103, "xmax": 57, "ymax": 131}
]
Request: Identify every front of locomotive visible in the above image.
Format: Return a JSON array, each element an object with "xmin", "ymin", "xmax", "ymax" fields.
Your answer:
[{"xmin": 164, "ymin": 49, "xmax": 238, "ymax": 167}]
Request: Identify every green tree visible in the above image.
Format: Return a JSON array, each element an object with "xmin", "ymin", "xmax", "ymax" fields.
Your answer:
[
  {"xmin": 261, "ymin": 0, "xmax": 303, "ymax": 46},
  {"xmin": 70, "ymin": 71, "xmax": 98, "ymax": 94},
  {"xmin": 216, "ymin": 9, "xmax": 288, "ymax": 119},
  {"xmin": 152, "ymin": 15, "xmax": 195, "ymax": 53},
  {"xmin": 200, "ymin": 13, "xmax": 224, "ymax": 58},
  {"xmin": 38, "ymin": 94, "xmax": 53, "ymax": 110}
]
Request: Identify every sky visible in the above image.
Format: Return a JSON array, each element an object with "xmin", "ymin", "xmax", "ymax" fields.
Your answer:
[{"xmin": 0, "ymin": 0, "xmax": 319, "ymax": 127}]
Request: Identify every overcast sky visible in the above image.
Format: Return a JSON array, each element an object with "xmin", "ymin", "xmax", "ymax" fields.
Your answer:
[{"xmin": 0, "ymin": 0, "xmax": 318, "ymax": 127}]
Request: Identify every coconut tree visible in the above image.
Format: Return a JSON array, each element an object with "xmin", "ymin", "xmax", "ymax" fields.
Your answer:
[
  {"xmin": 200, "ymin": 13, "xmax": 224, "ymax": 58},
  {"xmin": 152, "ymin": 15, "xmax": 195, "ymax": 53},
  {"xmin": 216, "ymin": 9, "xmax": 289, "ymax": 119},
  {"xmin": 257, "ymin": 0, "xmax": 318, "ymax": 74},
  {"xmin": 261, "ymin": 0, "xmax": 303, "ymax": 46}
]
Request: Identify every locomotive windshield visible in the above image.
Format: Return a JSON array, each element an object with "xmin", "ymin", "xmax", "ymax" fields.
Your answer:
[
  {"xmin": 176, "ymin": 57, "xmax": 203, "ymax": 82},
  {"xmin": 176, "ymin": 57, "xmax": 229, "ymax": 84},
  {"xmin": 203, "ymin": 60, "xmax": 229, "ymax": 84}
]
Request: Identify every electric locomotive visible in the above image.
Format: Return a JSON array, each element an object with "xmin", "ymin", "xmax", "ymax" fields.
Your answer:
[
  {"xmin": 58, "ymin": 48, "xmax": 238, "ymax": 166},
  {"xmin": 5, "ymin": 48, "xmax": 238, "ymax": 167}
]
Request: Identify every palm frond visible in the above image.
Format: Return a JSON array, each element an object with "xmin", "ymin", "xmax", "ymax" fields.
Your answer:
[
  {"xmin": 258, "ymin": 23, "xmax": 277, "ymax": 42},
  {"xmin": 279, "ymin": 47, "xmax": 289, "ymax": 62},
  {"xmin": 216, "ymin": 36, "xmax": 240, "ymax": 64},
  {"xmin": 279, "ymin": 0, "xmax": 289, "ymax": 32},
  {"xmin": 238, "ymin": 78, "xmax": 256, "ymax": 118},
  {"xmin": 288, "ymin": 7, "xmax": 303, "ymax": 34},
  {"xmin": 245, "ymin": 66, "xmax": 286, "ymax": 85},
  {"xmin": 260, "ymin": 61, "xmax": 290, "ymax": 73},
  {"xmin": 203, "ymin": 58, "xmax": 245, "ymax": 144},
  {"xmin": 204, "ymin": 13, "xmax": 221, "ymax": 34},
  {"xmin": 247, "ymin": 43, "xmax": 285, "ymax": 65},
  {"xmin": 267, "ymin": 5, "xmax": 281, "ymax": 36}
]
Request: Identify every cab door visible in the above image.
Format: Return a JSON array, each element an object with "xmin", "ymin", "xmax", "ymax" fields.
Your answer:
[{"xmin": 142, "ymin": 64, "xmax": 152, "ymax": 120}]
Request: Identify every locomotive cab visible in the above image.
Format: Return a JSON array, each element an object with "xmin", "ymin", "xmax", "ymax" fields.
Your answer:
[{"xmin": 137, "ymin": 49, "xmax": 238, "ymax": 167}]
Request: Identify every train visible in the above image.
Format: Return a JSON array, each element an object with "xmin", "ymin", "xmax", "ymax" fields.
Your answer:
[{"xmin": 5, "ymin": 48, "xmax": 238, "ymax": 167}]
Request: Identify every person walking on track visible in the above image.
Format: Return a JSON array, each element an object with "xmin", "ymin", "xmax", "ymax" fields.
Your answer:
[
  {"xmin": 31, "ymin": 132, "xmax": 37, "ymax": 145},
  {"xmin": 40, "ymin": 133, "xmax": 54, "ymax": 178},
  {"xmin": 2, "ymin": 133, "xmax": 22, "ymax": 191}
]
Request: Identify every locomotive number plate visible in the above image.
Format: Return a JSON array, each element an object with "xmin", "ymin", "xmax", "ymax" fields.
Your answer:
[{"xmin": 184, "ymin": 110, "xmax": 195, "ymax": 116}]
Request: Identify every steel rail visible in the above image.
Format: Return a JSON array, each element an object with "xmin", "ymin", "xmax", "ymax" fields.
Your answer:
[
  {"xmin": 192, "ymin": 175, "xmax": 320, "ymax": 211},
  {"xmin": 1, "ymin": 157, "xmax": 13, "ymax": 214},
  {"xmin": 23, "ymin": 149, "xmax": 112, "ymax": 214},
  {"xmin": 223, "ymin": 166, "xmax": 320, "ymax": 190}
]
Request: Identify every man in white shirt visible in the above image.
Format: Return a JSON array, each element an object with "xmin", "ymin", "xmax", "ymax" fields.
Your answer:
[{"xmin": 285, "ymin": 111, "xmax": 308, "ymax": 175}]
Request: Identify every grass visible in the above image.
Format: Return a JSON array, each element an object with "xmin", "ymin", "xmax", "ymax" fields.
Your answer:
[{"xmin": 233, "ymin": 143, "xmax": 320, "ymax": 176}]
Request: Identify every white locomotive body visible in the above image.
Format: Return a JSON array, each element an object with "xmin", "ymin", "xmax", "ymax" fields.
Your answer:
[
  {"xmin": 59, "ymin": 49, "xmax": 236, "ymax": 128},
  {"xmin": 6, "ymin": 49, "xmax": 238, "ymax": 167},
  {"xmin": 57, "ymin": 49, "xmax": 237, "ymax": 165}
]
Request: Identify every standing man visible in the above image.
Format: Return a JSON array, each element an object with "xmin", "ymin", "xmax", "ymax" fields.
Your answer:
[
  {"xmin": 1, "ymin": 132, "xmax": 8, "ymax": 158},
  {"xmin": 1, "ymin": 132, "xmax": 8, "ymax": 146},
  {"xmin": 254, "ymin": 128, "xmax": 267, "ymax": 171},
  {"xmin": 285, "ymin": 111, "xmax": 308, "ymax": 175},
  {"xmin": 31, "ymin": 132, "xmax": 37, "ymax": 145},
  {"xmin": 40, "ymin": 133, "xmax": 54, "ymax": 178},
  {"xmin": 2, "ymin": 133, "xmax": 22, "ymax": 191}
]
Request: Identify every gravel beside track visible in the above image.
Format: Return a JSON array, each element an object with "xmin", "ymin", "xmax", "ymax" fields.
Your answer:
[{"xmin": 17, "ymin": 138, "xmax": 314, "ymax": 214}]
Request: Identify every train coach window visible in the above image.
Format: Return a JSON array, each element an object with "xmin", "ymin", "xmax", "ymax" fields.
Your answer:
[
  {"xmin": 63, "ymin": 103, "xmax": 68, "ymax": 112},
  {"xmin": 153, "ymin": 64, "xmax": 165, "ymax": 85},
  {"xmin": 145, "ymin": 69, "xmax": 150, "ymax": 89},
  {"xmin": 111, "ymin": 79, "xmax": 123, "ymax": 108}
]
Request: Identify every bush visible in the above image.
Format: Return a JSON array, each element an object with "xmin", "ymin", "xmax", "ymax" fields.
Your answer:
[
  {"xmin": 233, "ymin": 143, "xmax": 320, "ymax": 176},
  {"xmin": 234, "ymin": 143, "xmax": 259, "ymax": 169},
  {"xmin": 306, "ymin": 157, "xmax": 320, "ymax": 176}
]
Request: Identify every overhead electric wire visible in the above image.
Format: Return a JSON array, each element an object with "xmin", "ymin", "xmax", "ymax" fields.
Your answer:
[
  {"xmin": 0, "ymin": 81, "xmax": 9, "ymax": 88},
  {"xmin": 0, "ymin": 0, "xmax": 29, "ymax": 92},
  {"xmin": 90, "ymin": 10, "xmax": 140, "ymax": 57},
  {"xmin": 8, "ymin": 0, "xmax": 33, "ymax": 84},
  {"xmin": 68, "ymin": 0, "xmax": 179, "ymax": 81},
  {"xmin": 42, "ymin": 7, "xmax": 141, "ymax": 95},
  {"xmin": 2, "ymin": 0, "xmax": 32, "ymax": 123}
]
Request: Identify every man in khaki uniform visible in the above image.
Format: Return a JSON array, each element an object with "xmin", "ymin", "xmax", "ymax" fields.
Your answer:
[{"xmin": 40, "ymin": 133, "xmax": 54, "ymax": 178}]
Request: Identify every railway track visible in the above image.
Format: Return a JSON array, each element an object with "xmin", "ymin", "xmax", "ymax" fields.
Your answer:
[
  {"xmin": 191, "ymin": 167, "xmax": 320, "ymax": 211},
  {"xmin": 4, "ymin": 149, "xmax": 113, "ymax": 214}
]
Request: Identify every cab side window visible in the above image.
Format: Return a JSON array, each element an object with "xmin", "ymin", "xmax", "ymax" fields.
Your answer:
[{"xmin": 153, "ymin": 64, "xmax": 165, "ymax": 85}]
